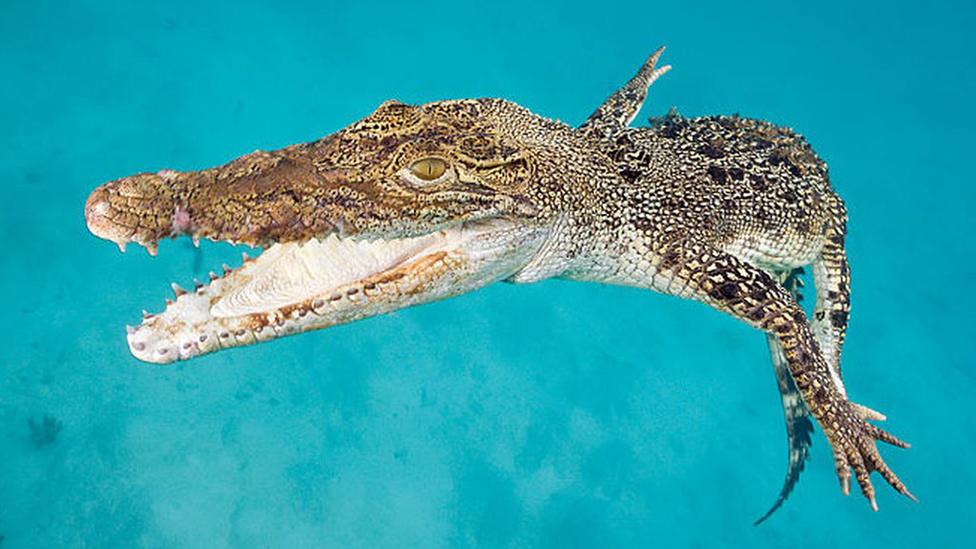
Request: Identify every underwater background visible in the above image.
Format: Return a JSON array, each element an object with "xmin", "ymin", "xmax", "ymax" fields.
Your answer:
[{"xmin": 2, "ymin": 0, "xmax": 973, "ymax": 547}]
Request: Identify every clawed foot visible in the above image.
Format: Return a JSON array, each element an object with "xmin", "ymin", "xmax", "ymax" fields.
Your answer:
[{"xmin": 827, "ymin": 401, "xmax": 916, "ymax": 510}]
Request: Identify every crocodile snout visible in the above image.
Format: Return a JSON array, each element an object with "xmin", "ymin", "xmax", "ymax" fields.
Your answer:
[{"xmin": 84, "ymin": 172, "xmax": 178, "ymax": 253}]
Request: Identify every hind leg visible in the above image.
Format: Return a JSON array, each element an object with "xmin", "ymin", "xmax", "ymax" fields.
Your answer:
[
  {"xmin": 637, "ymin": 239, "xmax": 913, "ymax": 508},
  {"xmin": 811, "ymin": 196, "xmax": 851, "ymax": 395},
  {"xmin": 812, "ymin": 196, "xmax": 885, "ymax": 419}
]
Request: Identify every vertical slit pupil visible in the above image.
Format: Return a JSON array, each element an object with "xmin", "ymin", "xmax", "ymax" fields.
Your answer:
[{"xmin": 412, "ymin": 158, "xmax": 446, "ymax": 180}]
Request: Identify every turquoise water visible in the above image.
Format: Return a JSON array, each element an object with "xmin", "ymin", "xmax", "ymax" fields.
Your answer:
[{"xmin": 2, "ymin": 0, "xmax": 973, "ymax": 546}]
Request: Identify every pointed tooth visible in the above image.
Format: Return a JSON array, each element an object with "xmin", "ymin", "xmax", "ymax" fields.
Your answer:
[
  {"xmin": 126, "ymin": 324, "xmax": 137, "ymax": 334},
  {"xmin": 333, "ymin": 216, "xmax": 347, "ymax": 237},
  {"xmin": 192, "ymin": 235, "xmax": 200, "ymax": 247},
  {"xmin": 145, "ymin": 242, "xmax": 159, "ymax": 256},
  {"xmin": 165, "ymin": 298, "xmax": 174, "ymax": 306},
  {"xmin": 117, "ymin": 241, "xmax": 127, "ymax": 253},
  {"xmin": 241, "ymin": 252, "xmax": 250, "ymax": 262},
  {"xmin": 193, "ymin": 278, "xmax": 203, "ymax": 290},
  {"xmin": 209, "ymin": 271, "xmax": 219, "ymax": 281},
  {"xmin": 222, "ymin": 264, "xmax": 232, "ymax": 275},
  {"xmin": 171, "ymin": 282, "xmax": 187, "ymax": 297},
  {"xmin": 142, "ymin": 309, "xmax": 153, "ymax": 320}
]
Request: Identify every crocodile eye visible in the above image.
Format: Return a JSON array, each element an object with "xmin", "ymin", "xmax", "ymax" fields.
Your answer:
[{"xmin": 408, "ymin": 158, "xmax": 447, "ymax": 181}]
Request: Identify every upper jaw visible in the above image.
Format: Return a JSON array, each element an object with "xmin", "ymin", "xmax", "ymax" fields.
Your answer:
[
  {"xmin": 83, "ymin": 166, "xmax": 338, "ymax": 254},
  {"xmin": 84, "ymin": 164, "xmax": 521, "ymax": 256}
]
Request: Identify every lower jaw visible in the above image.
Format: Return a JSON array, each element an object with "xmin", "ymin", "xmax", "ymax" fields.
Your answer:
[{"xmin": 124, "ymin": 219, "xmax": 541, "ymax": 364}]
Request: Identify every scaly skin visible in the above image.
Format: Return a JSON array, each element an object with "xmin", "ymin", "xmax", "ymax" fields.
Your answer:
[{"xmin": 84, "ymin": 48, "xmax": 914, "ymax": 516}]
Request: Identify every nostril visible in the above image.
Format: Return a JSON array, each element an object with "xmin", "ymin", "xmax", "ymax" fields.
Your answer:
[
  {"xmin": 89, "ymin": 200, "xmax": 109, "ymax": 216},
  {"xmin": 84, "ymin": 189, "xmax": 117, "ymax": 240},
  {"xmin": 84, "ymin": 189, "xmax": 111, "ymax": 220}
]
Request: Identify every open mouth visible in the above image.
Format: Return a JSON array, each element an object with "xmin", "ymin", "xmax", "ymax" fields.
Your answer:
[
  {"xmin": 107, "ymin": 220, "xmax": 520, "ymax": 364},
  {"xmin": 84, "ymin": 136, "xmax": 549, "ymax": 364}
]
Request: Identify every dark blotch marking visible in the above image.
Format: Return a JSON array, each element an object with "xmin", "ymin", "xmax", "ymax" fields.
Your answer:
[
  {"xmin": 657, "ymin": 121, "xmax": 684, "ymax": 139},
  {"xmin": 792, "ymin": 310, "xmax": 807, "ymax": 325},
  {"xmin": 707, "ymin": 166, "xmax": 727, "ymax": 184},
  {"xmin": 661, "ymin": 249, "xmax": 681, "ymax": 270},
  {"xmin": 620, "ymin": 168, "xmax": 641, "ymax": 183},
  {"xmin": 830, "ymin": 310, "xmax": 848, "ymax": 329},
  {"xmin": 750, "ymin": 174, "xmax": 768, "ymax": 192},
  {"xmin": 711, "ymin": 282, "xmax": 741, "ymax": 300},
  {"xmin": 698, "ymin": 143, "xmax": 725, "ymax": 159}
]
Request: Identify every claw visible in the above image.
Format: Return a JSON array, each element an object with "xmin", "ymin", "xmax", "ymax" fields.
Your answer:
[
  {"xmin": 852, "ymin": 403, "xmax": 887, "ymax": 422},
  {"xmin": 865, "ymin": 423, "xmax": 911, "ymax": 449}
]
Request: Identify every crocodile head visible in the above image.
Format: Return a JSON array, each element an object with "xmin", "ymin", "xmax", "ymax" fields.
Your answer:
[{"xmin": 85, "ymin": 98, "xmax": 604, "ymax": 363}]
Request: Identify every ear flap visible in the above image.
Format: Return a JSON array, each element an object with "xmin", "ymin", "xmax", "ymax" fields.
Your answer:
[
  {"xmin": 451, "ymin": 133, "xmax": 533, "ymax": 193},
  {"xmin": 580, "ymin": 47, "xmax": 671, "ymax": 139}
]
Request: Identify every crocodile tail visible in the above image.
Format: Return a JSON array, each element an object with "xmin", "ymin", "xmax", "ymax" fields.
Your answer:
[{"xmin": 754, "ymin": 268, "xmax": 815, "ymax": 525}]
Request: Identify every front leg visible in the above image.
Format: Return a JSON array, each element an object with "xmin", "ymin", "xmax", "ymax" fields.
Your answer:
[{"xmin": 641, "ymin": 239, "xmax": 915, "ymax": 509}]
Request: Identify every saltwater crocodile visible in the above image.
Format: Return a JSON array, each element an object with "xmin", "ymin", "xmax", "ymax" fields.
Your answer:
[{"xmin": 84, "ymin": 49, "xmax": 914, "ymax": 517}]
